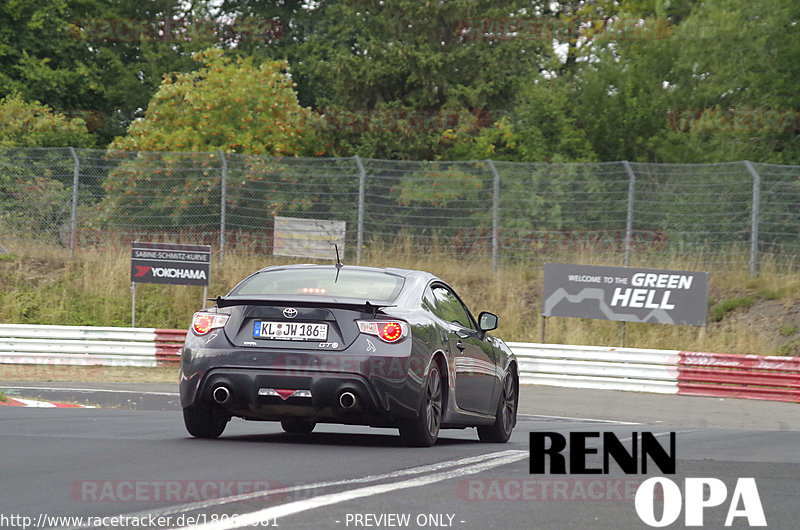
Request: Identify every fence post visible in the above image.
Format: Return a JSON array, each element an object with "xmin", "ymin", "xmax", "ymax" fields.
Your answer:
[
  {"xmin": 486, "ymin": 159, "xmax": 500, "ymax": 273},
  {"xmin": 622, "ymin": 161, "xmax": 636, "ymax": 267},
  {"xmin": 218, "ymin": 150, "xmax": 227, "ymax": 262},
  {"xmin": 68, "ymin": 147, "xmax": 80, "ymax": 259},
  {"xmin": 744, "ymin": 160, "xmax": 761, "ymax": 276},
  {"xmin": 354, "ymin": 156, "xmax": 366, "ymax": 264}
]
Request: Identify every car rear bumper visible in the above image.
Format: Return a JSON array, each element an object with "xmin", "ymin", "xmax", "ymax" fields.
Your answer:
[
  {"xmin": 179, "ymin": 346, "xmax": 425, "ymax": 426},
  {"xmin": 195, "ymin": 367, "xmax": 402, "ymax": 424}
]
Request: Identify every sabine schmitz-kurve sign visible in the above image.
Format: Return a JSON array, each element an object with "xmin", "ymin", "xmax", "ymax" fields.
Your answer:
[{"xmin": 131, "ymin": 241, "xmax": 211, "ymax": 286}]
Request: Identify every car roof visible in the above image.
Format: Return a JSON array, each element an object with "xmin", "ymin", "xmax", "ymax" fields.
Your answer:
[
  {"xmin": 253, "ymin": 263, "xmax": 439, "ymax": 282},
  {"xmin": 245, "ymin": 264, "xmax": 445, "ymax": 304}
]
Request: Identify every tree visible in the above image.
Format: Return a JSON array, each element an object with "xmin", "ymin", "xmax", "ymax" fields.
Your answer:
[
  {"xmin": 0, "ymin": 0, "xmax": 212, "ymax": 146},
  {"xmin": 282, "ymin": 0, "xmax": 553, "ymax": 159},
  {"xmin": 654, "ymin": 0, "xmax": 800, "ymax": 164},
  {"xmin": 443, "ymin": 78, "xmax": 596, "ymax": 163},
  {"xmin": 110, "ymin": 48, "xmax": 322, "ymax": 155},
  {"xmin": 0, "ymin": 94, "xmax": 93, "ymax": 243},
  {"xmin": 558, "ymin": 0, "xmax": 690, "ymax": 162},
  {"xmin": 0, "ymin": 93, "xmax": 94, "ymax": 148},
  {"xmin": 96, "ymin": 49, "xmax": 326, "ymax": 234}
]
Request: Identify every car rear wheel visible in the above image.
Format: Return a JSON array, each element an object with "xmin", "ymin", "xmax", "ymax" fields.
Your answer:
[
  {"xmin": 183, "ymin": 404, "xmax": 229, "ymax": 439},
  {"xmin": 280, "ymin": 418, "xmax": 316, "ymax": 434},
  {"xmin": 478, "ymin": 370, "xmax": 517, "ymax": 443},
  {"xmin": 398, "ymin": 364, "xmax": 442, "ymax": 447}
]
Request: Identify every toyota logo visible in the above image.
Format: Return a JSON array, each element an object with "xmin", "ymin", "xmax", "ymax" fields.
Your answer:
[{"xmin": 283, "ymin": 308, "xmax": 298, "ymax": 319}]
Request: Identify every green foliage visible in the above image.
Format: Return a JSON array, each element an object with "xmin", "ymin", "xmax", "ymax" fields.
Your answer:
[
  {"xmin": 2, "ymin": 176, "xmax": 72, "ymax": 236},
  {"xmin": 654, "ymin": 0, "xmax": 800, "ymax": 163},
  {"xmin": 388, "ymin": 163, "xmax": 491, "ymax": 245},
  {"xmin": 758, "ymin": 290, "xmax": 780, "ymax": 301},
  {"xmin": 110, "ymin": 49, "xmax": 322, "ymax": 156},
  {"xmin": 3, "ymin": 0, "xmax": 799, "ymax": 164},
  {"xmin": 96, "ymin": 50, "xmax": 327, "ymax": 231},
  {"xmin": 0, "ymin": 96, "xmax": 92, "ymax": 243},
  {"xmin": 779, "ymin": 325, "xmax": 797, "ymax": 337},
  {"xmin": 444, "ymin": 79, "xmax": 597, "ymax": 163},
  {"xmin": 293, "ymin": 0, "xmax": 552, "ymax": 159},
  {"xmin": 0, "ymin": 94, "xmax": 94, "ymax": 148},
  {"xmin": 396, "ymin": 167, "xmax": 484, "ymax": 208},
  {"xmin": 0, "ymin": 0, "xmax": 206, "ymax": 146},
  {"xmin": 710, "ymin": 296, "xmax": 755, "ymax": 322}
]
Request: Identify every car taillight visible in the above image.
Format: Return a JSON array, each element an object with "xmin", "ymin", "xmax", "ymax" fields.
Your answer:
[
  {"xmin": 357, "ymin": 320, "xmax": 408, "ymax": 343},
  {"xmin": 191, "ymin": 312, "xmax": 229, "ymax": 335}
]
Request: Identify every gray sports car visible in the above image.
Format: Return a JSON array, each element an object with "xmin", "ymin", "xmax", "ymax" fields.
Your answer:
[{"xmin": 179, "ymin": 263, "xmax": 518, "ymax": 446}]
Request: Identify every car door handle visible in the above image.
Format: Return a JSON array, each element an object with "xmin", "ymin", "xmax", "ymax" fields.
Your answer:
[{"xmin": 455, "ymin": 340, "xmax": 466, "ymax": 352}]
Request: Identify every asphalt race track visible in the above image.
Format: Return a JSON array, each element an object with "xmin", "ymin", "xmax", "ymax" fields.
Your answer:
[{"xmin": 1, "ymin": 382, "xmax": 798, "ymax": 529}]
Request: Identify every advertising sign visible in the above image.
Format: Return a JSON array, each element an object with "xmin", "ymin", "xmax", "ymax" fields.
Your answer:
[
  {"xmin": 273, "ymin": 216, "xmax": 346, "ymax": 260},
  {"xmin": 542, "ymin": 263, "xmax": 709, "ymax": 326},
  {"xmin": 130, "ymin": 242, "xmax": 211, "ymax": 286}
]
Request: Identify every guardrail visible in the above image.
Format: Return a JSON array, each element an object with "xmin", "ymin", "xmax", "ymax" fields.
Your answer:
[
  {"xmin": 509, "ymin": 343, "xmax": 800, "ymax": 404},
  {"xmin": 0, "ymin": 324, "xmax": 185, "ymax": 367},
  {"xmin": 0, "ymin": 325, "xmax": 797, "ymax": 404}
]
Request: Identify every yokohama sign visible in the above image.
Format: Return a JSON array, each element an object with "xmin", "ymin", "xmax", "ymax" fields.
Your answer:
[{"xmin": 131, "ymin": 242, "xmax": 211, "ymax": 286}]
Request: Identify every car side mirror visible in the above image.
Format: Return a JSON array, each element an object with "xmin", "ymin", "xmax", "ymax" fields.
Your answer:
[{"xmin": 478, "ymin": 311, "xmax": 499, "ymax": 332}]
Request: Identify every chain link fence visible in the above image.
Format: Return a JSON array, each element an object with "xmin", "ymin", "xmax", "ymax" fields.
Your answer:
[{"xmin": 1, "ymin": 148, "xmax": 799, "ymax": 273}]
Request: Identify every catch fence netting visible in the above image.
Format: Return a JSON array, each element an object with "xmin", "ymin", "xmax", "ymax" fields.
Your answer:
[{"xmin": 2, "ymin": 148, "xmax": 798, "ymax": 273}]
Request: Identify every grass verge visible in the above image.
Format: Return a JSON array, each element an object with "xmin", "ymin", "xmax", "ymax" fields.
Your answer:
[
  {"xmin": 0, "ymin": 365, "xmax": 178, "ymax": 383},
  {"xmin": 3, "ymin": 245, "xmax": 800, "ymax": 364}
]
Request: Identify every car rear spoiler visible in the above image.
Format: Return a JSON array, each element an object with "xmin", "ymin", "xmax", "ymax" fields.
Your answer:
[{"xmin": 209, "ymin": 295, "xmax": 395, "ymax": 316}]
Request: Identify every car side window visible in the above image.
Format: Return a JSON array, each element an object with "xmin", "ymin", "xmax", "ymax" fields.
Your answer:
[{"xmin": 423, "ymin": 285, "xmax": 477, "ymax": 331}]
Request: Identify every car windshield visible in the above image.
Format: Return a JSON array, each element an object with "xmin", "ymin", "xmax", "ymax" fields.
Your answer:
[{"xmin": 229, "ymin": 268, "xmax": 404, "ymax": 302}]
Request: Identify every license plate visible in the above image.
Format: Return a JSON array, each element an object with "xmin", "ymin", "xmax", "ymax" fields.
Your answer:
[{"xmin": 253, "ymin": 321, "xmax": 328, "ymax": 341}]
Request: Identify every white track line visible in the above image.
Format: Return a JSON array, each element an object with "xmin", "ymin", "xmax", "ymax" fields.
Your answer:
[
  {"xmin": 169, "ymin": 450, "xmax": 529, "ymax": 530},
  {"xmin": 96, "ymin": 450, "xmax": 527, "ymax": 524},
  {"xmin": 518, "ymin": 413, "xmax": 642, "ymax": 425}
]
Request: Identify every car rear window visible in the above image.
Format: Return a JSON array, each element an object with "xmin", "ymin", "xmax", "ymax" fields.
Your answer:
[{"xmin": 230, "ymin": 268, "xmax": 404, "ymax": 302}]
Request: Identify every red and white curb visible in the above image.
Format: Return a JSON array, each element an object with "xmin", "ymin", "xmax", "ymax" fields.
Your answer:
[{"xmin": 0, "ymin": 397, "xmax": 93, "ymax": 408}]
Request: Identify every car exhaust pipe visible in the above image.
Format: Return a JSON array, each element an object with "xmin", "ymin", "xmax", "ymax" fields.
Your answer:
[
  {"xmin": 339, "ymin": 391, "xmax": 357, "ymax": 409},
  {"xmin": 212, "ymin": 385, "xmax": 231, "ymax": 404}
]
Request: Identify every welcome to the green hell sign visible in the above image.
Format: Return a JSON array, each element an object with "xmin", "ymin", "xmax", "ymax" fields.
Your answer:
[{"xmin": 542, "ymin": 263, "xmax": 710, "ymax": 326}]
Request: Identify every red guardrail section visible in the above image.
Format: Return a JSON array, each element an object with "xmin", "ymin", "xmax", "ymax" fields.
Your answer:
[
  {"xmin": 678, "ymin": 351, "xmax": 800, "ymax": 403},
  {"xmin": 155, "ymin": 329, "xmax": 187, "ymax": 365}
]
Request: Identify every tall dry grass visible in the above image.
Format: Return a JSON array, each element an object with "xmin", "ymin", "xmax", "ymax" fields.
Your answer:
[{"xmin": 2, "ymin": 242, "xmax": 800, "ymax": 356}]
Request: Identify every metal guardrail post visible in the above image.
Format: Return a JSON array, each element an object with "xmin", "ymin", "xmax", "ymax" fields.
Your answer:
[
  {"xmin": 218, "ymin": 150, "xmax": 227, "ymax": 262},
  {"xmin": 68, "ymin": 147, "xmax": 80, "ymax": 259},
  {"xmin": 486, "ymin": 159, "xmax": 500, "ymax": 273},
  {"xmin": 744, "ymin": 161, "xmax": 761, "ymax": 276},
  {"xmin": 354, "ymin": 156, "xmax": 366, "ymax": 264},
  {"xmin": 622, "ymin": 161, "xmax": 636, "ymax": 268},
  {"xmin": 620, "ymin": 161, "xmax": 638, "ymax": 347}
]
